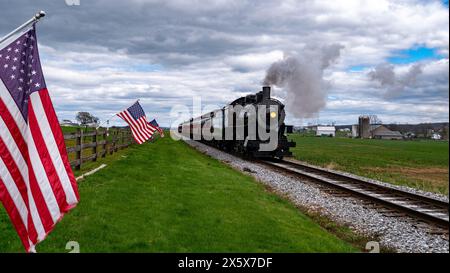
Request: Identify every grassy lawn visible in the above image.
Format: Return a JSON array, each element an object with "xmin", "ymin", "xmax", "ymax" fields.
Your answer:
[
  {"xmin": 0, "ymin": 137, "xmax": 357, "ymax": 253},
  {"xmin": 288, "ymin": 134, "xmax": 449, "ymax": 195}
]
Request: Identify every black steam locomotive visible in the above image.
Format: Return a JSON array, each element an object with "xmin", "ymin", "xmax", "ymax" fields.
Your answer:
[{"xmin": 178, "ymin": 86, "xmax": 295, "ymax": 159}]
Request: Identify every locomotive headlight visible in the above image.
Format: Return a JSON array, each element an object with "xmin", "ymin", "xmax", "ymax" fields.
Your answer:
[{"xmin": 270, "ymin": 111, "xmax": 277, "ymax": 119}]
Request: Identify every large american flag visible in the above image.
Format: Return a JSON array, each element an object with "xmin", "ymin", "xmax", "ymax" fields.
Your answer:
[
  {"xmin": 0, "ymin": 25, "xmax": 79, "ymax": 252},
  {"xmin": 117, "ymin": 101, "xmax": 156, "ymax": 144}
]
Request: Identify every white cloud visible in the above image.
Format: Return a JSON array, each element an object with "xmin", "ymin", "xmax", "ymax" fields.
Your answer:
[
  {"xmin": 0, "ymin": 0, "xmax": 447, "ymax": 126},
  {"xmin": 224, "ymin": 51, "xmax": 283, "ymax": 72}
]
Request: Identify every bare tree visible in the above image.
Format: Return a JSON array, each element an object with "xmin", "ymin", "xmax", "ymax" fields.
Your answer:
[{"xmin": 369, "ymin": 115, "xmax": 382, "ymax": 125}]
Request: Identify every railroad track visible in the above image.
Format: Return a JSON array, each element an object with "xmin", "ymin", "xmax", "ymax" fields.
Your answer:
[{"xmin": 261, "ymin": 159, "xmax": 449, "ymax": 231}]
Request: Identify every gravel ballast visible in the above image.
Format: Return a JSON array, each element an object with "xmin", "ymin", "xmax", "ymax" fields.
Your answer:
[{"xmin": 185, "ymin": 140, "xmax": 449, "ymax": 253}]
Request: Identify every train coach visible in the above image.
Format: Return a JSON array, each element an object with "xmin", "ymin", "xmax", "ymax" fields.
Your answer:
[{"xmin": 178, "ymin": 86, "xmax": 295, "ymax": 159}]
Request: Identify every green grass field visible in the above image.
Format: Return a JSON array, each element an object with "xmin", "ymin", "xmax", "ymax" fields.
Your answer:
[
  {"xmin": 288, "ymin": 134, "xmax": 449, "ymax": 195},
  {"xmin": 0, "ymin": 137, "xmax": 357, "ymax": 253}
]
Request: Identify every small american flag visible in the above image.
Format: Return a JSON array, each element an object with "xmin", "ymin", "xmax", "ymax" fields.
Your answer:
[
  {"xmin": 149, "ymin": 119, "xmax": 164, "ymax": 137},
  {"xmin": 117, "ymin": 101, "xmax": 156, "ymax": 144},
  {"xmin": 0, "ymin": 24, "xmax": 79, "ymax": 252}
]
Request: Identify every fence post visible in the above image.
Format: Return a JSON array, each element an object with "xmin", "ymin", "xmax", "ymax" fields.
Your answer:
[
  {"xmin": 110, "ymin": 129, "xmax": 115, "ymax": 155},
  {"xmin": 121, "ymin": 130, "xmax": 125, "ymax": 149},
  {"xmin": 92, "ymin": 129, "xmax": 98, "ymax": 162},
  {"xmin": 114, "ymin": 130, "xmax": 119, "ymax": 152},
  {"xmin": 75, "ymin": 128, "xmax": 82, "ymax": 170},
  {"xmin": 116, "ymin": 129, "xmax": 122, "ymax": 149},
  {"xmin": 102, "ymin": 129, "xmax": 107, "ymax": 158}
]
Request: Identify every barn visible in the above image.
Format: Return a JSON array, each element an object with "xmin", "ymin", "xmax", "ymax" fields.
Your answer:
[
  {"xmin": 315, "ymin": 126, "xmax": 336, "ymax": 137},
  {"xmin": 371, "ymin": 125, "xmax": 403, "ymax": 140}
]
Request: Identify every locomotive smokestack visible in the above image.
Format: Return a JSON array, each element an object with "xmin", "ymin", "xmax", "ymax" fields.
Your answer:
[{"xmin": 262, "ymin": 86, "xmax": 271, "ymax": 99}]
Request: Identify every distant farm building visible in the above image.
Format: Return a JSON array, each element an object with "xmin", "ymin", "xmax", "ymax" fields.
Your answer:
[
  {"xmin": 352, "ymin": 120, "xmax": 403, "ymax": 140},
  {"xmin": 403, "ymin": 132, "xmax": 416, "ymax": 139},
  {"xmin": 351, "ymin": 124, "xmax": 359, "ymax": 138},
  {"xmin": 370, "ymin": 125, "xmax": 403, "ymax": 140},
  {"xmin": 313, "ymin": 126, "xmax": 336, "ymax": 137},
  {"xmin": 349, "ymin": 121, "xmax": 448, "ymax": 140},
  {"xmin": 358, "ymin": 116, "xmax": 371, "ymax": 138},
  {"xmin": 60, "ymin": 120, "xmax": 78, "ymax": 127},
  {"xmin": 431, "ymin": 133, "xmax": 442, "ymax": 140}
]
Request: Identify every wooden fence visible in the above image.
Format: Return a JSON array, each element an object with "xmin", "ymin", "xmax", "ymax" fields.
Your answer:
[{"xmin": 64, "ymin": 128, "xmax": 134, "ymax": 170}]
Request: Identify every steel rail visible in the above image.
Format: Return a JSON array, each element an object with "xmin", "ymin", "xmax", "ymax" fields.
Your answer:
[{"xmin": 261, "ymin": 159, "xmax": 449, "ymax": 228}]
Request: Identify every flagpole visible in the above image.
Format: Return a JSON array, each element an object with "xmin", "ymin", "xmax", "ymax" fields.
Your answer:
[
  {"xmin": 96, "ymin": 99, "xmax": 141, "ymax": 129},
  {"xmin": 96, "ymin": 113, "xmax": 117, "ymax": 129},
  {"xmin": 0, "ymin": 11, "xmax": 46, "ymax": 45}
]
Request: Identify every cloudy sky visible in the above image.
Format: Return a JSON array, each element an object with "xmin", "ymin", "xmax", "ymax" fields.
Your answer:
[{"xmin": 0, "ymin": 0, "xmax": 448, "ymax": 127}]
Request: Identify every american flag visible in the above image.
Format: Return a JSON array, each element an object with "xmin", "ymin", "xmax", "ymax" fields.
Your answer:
[
  {"xmin": 117, "ymin": 101, "xmax": 156, "ymax": 144},
  {"xmin": 149, "ymin": 119, "xmax": 164, "ymax": 137},
  {"xmin": 0, "ymin": 25, "xmax": 79, "ymax": 252}
]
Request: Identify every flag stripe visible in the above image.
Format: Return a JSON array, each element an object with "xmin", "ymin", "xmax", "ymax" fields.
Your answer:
[
  {"xmin": 28, "ymin": 98, "xmax": 70, "ymax": 214},
  {"xmin": 26, "ymin": 169, "xmax": 50, "ymax": 241},
  {"xmin": 27, "ymin": 132, "xmax": 61, "ymax": 225},
  {"xmin": 149, "ymin": 119, "xmax": 164, "ymax": 137},
  {"xmin": 30, "ymin": 92, "xmax": 78, "ymax": 206},
  {"xmin": 0, "ymin": 116, "xmax": 45, "ymax": 242},
  {"xmin": 127, "ymin": 112, "xmax": 150, "ymax": 139},
  {"xmin": 138, "ymin": 118, "xmax": 152, "ymax": 135},
  {"xmin": 0, "ymin": 117, "xmax": 29, "ymax": 192},
  {"xmin": 0, "ymin": 138, "xmax": 38, "ymax": 247},
  {"xmin": 38, "ymin": 90, "xmax": 79, "ymax": 202},
  {"xmin": 122, "ymin": 111, "xmax": 147, "ymax": 143},
  {"xmin": 117, "ymin": 112, "xmax": 140, "ymax": 142},
  {"xmin": 0, "ymin": 128, "xmax": 41, "ymax": 248},
  {"xmin": 147, "ymin": 121, "xmax": 156, "ymax": 132},
  {"xmin": 135, "ymin": 116, "xmax": 153, "ymax": 138},
  {"xmin": 0, "ymin": 152, "xmax": 29, "ymax": 232},
  {"xmin": 26, "ymin": 136, "xmax": 58, "ymax": 234},
  {"xmin": 118, "ymin": 112, "xmax": 144, "ymax": 144},
  {"xmin": 137, "ymin": 115, "xmax": 155, "ymax": 137},
  {"xmin": 0, "ymin": 120, "xmax": 29, "ymax": 206},
  {"xmin": 139, "ymin": 117, "xmax": 155, "ymax": 135},
  {"xmin": 0, "ymin": 99, "xmax": 28, "ymax": 158},
  {"xmin": 148, "ymin": 123, "xmax": 157, "ymax": 131},
  {"xmin": 0, "ymin": 172, "xmax": 31, "ymax": 251}
]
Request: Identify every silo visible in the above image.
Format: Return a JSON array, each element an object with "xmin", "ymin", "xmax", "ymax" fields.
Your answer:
[
  {"xmin": 358, "ymin": 116, "xmax": 370, "ymax": 138},
  {"xmin": 351, "ymin": 124, "xmax": 359, "ymax": 138}
]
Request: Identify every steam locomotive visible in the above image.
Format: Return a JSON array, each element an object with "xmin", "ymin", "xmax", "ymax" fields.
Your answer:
[{"xmin": 178, "ymin": 86, "xmax": 295, "ymax": 159}]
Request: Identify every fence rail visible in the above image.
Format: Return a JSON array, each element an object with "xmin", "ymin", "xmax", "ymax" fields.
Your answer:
[{"xmin": 64, "ymin": 128, "xmax": 134, "ymax": 170}]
